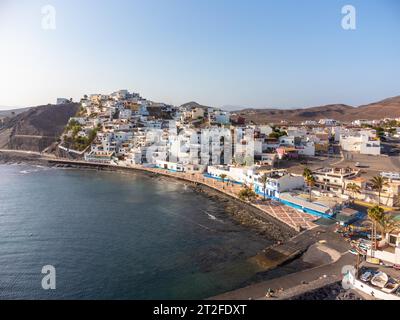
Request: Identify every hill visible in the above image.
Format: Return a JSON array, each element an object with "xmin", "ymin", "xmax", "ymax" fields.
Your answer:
[
  {"xmin": 0, "ymin": 107, "xmax": 32, "ymax": 119},
  {"xmin": 0, "ymin": 103, "xmax": 80, "ymax": 152},
  {"xmin": 233, "ymin": 96, "xmax": 400, "ymax": 124},
  {"xmin": 180, "ymin": 101, "xmax": 211, "ymax": 110}
]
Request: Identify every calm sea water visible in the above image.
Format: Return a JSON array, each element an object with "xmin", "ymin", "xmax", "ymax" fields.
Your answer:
[{"xmin": 0, "ymin": 164, "xmax": 271, "ymax": 299}]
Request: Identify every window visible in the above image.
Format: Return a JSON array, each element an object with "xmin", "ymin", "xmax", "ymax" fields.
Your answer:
[{"xmin": 389, "ymin": 235, "xmax": 397, "ymax": 246}]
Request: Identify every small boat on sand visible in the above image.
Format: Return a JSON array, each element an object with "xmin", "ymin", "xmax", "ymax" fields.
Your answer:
[
  {"xmin": 371, "ymin": 272, "xmax": 389, "ymax": 288},
  {"xmin": 382, "ymin": 278, "xmax": 400, "ymax": 294}
]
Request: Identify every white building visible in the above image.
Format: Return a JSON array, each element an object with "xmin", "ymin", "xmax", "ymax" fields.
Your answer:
[
  {"xmin": 209, "ymin": 110, "xmax": 230, "ymax": 125},
  {"xmin": 352, "ymin": 119, "xmax": 374, "ymax": 127},
  {"xmin": 296, "ymin": 141, "xmax": 315, "ymax": 156},
  {"xmin": 312, "ymin": 167, "xmax": 359, "ymax": 194},
  {"xmin": 155, "ymin": 160, "xmax": 184, "ymax": 172},
  {"xmin": 340, "ymin": 132, "xmax": 381, "ymax": 155},
  {"xmin": 258, "ymin": 125, "xmax": 273, "ymax": 136},
  {"xmin": 279, "ymin": 135, "xmax": 296, "ymax": 146},
  {"xmin": 253, "ymin": 170, "xmax": 305, "ymax": 199},
  {"xmin": 318, "ymin": 119, "xmax": 337, "ymax": 126}
]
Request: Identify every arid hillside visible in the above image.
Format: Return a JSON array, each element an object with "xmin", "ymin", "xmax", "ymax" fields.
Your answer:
[
  {"xmin": 232, "ymin": 96, "xmax": 400, "ymax": 124},
  {"xmin": 0, "ymin": 103, "xmax": 79, "ymax": 152}
]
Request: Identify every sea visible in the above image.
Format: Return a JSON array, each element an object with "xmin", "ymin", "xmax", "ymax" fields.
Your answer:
[{"xmin": 0, "ymin": 164, "xmax": 272, "ymax": 299}]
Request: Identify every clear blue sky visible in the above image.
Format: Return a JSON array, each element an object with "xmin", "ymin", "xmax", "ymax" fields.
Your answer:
[{"xmin": 0, "ymin": 0, "xmax": 399, "ymax": 109}]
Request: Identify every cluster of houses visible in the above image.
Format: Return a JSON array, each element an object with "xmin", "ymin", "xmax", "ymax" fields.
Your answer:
[
  {"xmin": 60, "ymin": 90, "xmax": 400, "ymax": 217},
  {"xmin": 62, "ymin": 90, "xmax": 400, "ymax": 170},
  {"xmin": 59, "ymin": 91, "xmax": 400, "ymax": 299}
]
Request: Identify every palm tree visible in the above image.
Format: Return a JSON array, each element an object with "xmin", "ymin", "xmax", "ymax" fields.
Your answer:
[
  {"xmin": 378, "ymin": 214, "xmax": 400, "ymax": 237},
  {"xmin": 238, "ymin": 185, "xmax": 256, "ymax": 202},
  {"xmin": 346, "ymin": 183, "xmax": 361, "ymax": 203},
  {"xmin": 370, "ymin": 176, "xmax": 388, "ymax": 206},
  {"xmin": 368, "ymin": 205, "xmax": 385, "ymax": 253},
  {"xmin": 219, "ymin": 174, "xmax": 227, "ymax": 184},
  {"xmin": 303, "ymin": 167, "xmax": 312, "ymax": 178},
  {"xmin": 259, "ymin": 173, "xmax": 269, "ymax": 201},
  {"xmin": 305, "ymin": 174, "xmax": 315, "ymax": 202}
]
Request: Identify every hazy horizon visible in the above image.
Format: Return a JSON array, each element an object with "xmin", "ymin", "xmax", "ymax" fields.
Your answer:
[{"xmin": 1, "ymin": 0, "xmax": 399, "ymax": 110}]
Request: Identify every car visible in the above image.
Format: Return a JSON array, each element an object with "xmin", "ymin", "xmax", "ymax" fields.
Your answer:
[
  {"xmin": 355, "ymin": 162, "xmax": 362, "ymax": 167},
  {"xmin": 360, "ymin": 271, "xmax": 374, "ymax": 282},
  {"xmin": 367, "ymin": 234, "xmax": 382, "ymax": 241}
]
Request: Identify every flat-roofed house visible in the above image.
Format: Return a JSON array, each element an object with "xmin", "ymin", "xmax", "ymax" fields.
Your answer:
[{"xmin": 312, "ymin": 167, "xmax": 359, "ymax": 194}]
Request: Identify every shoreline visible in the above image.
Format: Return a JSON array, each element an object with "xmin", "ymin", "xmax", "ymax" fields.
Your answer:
[
  {"xmin": 0, "ymin": 150, "xmax": 298, "ymax": 237},
  {"xmin": 1, "ymin": 150, "xmax": 351, "ymax": 300}
]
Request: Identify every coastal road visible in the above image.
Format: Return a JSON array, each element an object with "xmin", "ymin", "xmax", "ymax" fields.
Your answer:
[{"xmin": 0, "ymin": 149, "xmax": 56, "ymax": 158}]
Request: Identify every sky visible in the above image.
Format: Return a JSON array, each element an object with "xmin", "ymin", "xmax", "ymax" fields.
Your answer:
[{"xmin": 0, "ymin": 0, "xmax": 399, "ymax": 110}]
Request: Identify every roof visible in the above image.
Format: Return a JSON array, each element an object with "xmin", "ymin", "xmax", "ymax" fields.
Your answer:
[
  {"xmin": 339, "ymin": 208, "xmax": 359, "ymax": 216},
  {"xmin": 280, "ymin": 192, "xmax": 331, "ymax": 214}
]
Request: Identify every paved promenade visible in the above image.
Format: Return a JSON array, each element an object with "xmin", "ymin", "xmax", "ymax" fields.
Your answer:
[{"xmin": 131, "ymin": 165, "xmax": 319, "ymax": 231}]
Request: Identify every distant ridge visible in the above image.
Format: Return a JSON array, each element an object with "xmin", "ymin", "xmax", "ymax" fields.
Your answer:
[{"xmin": 232, "ymin": 96, "xmax": 400, "ymax": 124}]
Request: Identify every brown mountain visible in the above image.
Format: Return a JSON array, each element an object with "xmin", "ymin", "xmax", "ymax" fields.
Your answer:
[
  {"xmin": 180, "ymin": 101, "xmax": 210, "ymax": 110},
  {"xmin": 233, "ymin": 96, "xmax": 400, "ymax": 124},
  {"xmin": 0, "ymin": 103, "xmax": 80, "ymax": 152}
]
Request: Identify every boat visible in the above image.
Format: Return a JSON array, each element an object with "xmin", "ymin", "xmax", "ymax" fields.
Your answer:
[
  {"xmin": 371, "ymin": 271, "xmax": 389, "ymax": 288},
  {"xmin": 382, "ymin": 278, "xmax": 400, "ymax": 294},
  {"xmin": 360, "ymin": 270, "xmax": 374, "ymax": 282},
  {"xmin": 381, "ymin": 261, "xmax": 394, "ymax": 268}
]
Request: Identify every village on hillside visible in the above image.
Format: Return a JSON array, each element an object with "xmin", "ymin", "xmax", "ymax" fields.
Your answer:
[{"xmin": 57, "ymin": 89, "xmax": 400, "ymax": 299}]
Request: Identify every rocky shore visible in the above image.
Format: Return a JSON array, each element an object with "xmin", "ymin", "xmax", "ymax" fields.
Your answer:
[
  {"xmin": 0, "ymin": 151, "xmax": 48, "ymax": 165},
  {"xmin": 192, "ymin": 184, "xmax": 297, "ymax": 242},
  {"xmin": 289, "ymin": 282, "xmax": 364, "ymax": 300}
]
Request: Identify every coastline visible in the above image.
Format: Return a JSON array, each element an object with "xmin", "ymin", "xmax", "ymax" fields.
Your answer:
[
  {"xmin": 0, "ymin": 150, "xmax": 305, "ymax": 257},
  {"xmin": 0, "ymin": 150, "xmax": 352, "ymax": 300},
  {"xmin": 0, "ymin": 150, "xmax": 297, "ymax": 239}
]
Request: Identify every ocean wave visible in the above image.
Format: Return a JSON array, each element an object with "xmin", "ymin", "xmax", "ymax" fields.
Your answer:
[{"xmin": 203, "ymin": 210, "xmax": 224, "ymax": 223}]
